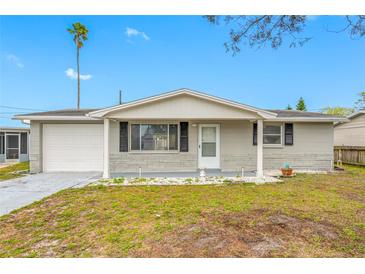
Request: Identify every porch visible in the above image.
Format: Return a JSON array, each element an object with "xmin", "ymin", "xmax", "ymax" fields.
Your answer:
[{"xmin": 103, "ymin": 119, "xmax": 268, "ymax": 179}]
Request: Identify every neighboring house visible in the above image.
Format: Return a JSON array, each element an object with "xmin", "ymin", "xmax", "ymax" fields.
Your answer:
[
  {"xmin": 334, "ymin": 110, "xmax": 365, "ymax": 146},
  {"xmin": 14, "ymin": 89, "xmax": 345, "ymax": 178},
  {"xmin": 0, "ymin": 127, "xmax": 30, "ymax": 163}
]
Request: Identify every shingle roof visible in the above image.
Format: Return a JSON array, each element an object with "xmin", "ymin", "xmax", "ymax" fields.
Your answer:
[
  {"xmin": 18, "ymin": 109, "xmax": 100, "ymax": 117},
  {"xmin": 267, "ymin": 110, "xmax": 343, "ymax": 119},
  {"xmin": 17, "ymin": 108, "xmax": 342, "ymax": 119}
]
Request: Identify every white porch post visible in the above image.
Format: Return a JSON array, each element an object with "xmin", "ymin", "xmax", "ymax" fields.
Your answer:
[
  {"xmin": 103, "ymin": 118, "xmax": 110, "ymax": 179},
  {"xmin": 256, "ymin": 119, "xmax": 264, "ymax": 177}
]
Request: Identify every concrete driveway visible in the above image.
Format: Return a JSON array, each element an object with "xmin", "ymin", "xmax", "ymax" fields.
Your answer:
[{"xmin": 0, "ymin": 172, "xmax": 101, "ymax": 216}]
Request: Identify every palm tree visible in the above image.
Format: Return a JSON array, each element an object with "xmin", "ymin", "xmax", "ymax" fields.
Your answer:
[{"xmin": 67, "ymin": 22, "xmax": 89, "ymax": 109}]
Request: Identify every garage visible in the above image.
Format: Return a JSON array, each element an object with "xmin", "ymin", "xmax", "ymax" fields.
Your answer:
[{"xmin": 42, "ymin": 124, "xmax": 104, "ymax": 172}]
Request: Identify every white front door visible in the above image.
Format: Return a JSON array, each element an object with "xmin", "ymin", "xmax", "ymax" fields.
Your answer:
[{"xmin": 198, "ymin": 124, "xmax": 220, "ymax": 169}]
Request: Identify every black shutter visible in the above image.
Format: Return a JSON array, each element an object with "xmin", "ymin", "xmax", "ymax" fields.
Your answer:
[
  {"xmin": 180, "ymin": 122, "xmax": 189, "ymax": 152},
  {"xmin": 253, "ymin": 123, "xmax": 257, "ymax": 146},
  {"xmin": 285, "ymin": 123, "xmax": 294, "ymax": 145},
  {"xmin": 0, "ymin": 133, "xmax": 4, "ymax": 154},
  {"xmin": 119, "ymin": 122, "xmax": 129, "ymax": 152},
  {"xmin": 20, "ymin": 133, "xmax": 28, "ymax": 154}
]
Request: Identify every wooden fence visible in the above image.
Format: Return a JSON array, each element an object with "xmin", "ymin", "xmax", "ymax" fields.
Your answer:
[{"xmin": 334, "ymin": 146, "xmax": 365, "ymax": 166}]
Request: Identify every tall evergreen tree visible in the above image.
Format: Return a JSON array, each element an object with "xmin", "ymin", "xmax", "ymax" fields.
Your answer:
[
  {"xmin": 296, "ymin": 97, "xmax": 307, "ymax": 111},
  {"xmin": 286, "ymin": 104, "xmax": 292, "ymax": 110}
]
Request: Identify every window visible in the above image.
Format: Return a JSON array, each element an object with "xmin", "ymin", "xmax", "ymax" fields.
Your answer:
[
  {"xmin": 20, "ymin": 132, "xmax": 28, "ymax": 154},
  {"xmin": 0, "ymin": 133, "xmax": 4, "ymax": 154},
  {"xmin": 263, "ymin": 124, "xmax": 282, "ymax": 145},
  {"xmin": 131, "ymin": 124, "xmax": 179, "ymax": 151}
]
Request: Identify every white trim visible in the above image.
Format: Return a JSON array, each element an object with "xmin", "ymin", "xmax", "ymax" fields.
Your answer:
[
  {"xmin": 263, "ymin": 123, "xmax": 284, "ymax": 148},
  {"xmin": 266, "ymin": 117, "xmax": 348, "ymax": 122},
  {"xmin": 129, "ymin": 122, "xmax": 179, "ymax": 152},
  {"xmin": 256, "ymin": 120, "xmax": 264, "ymax": 177},
  {"xmin": 103, "ymin": 119, "xmax": 110, "ymax": 179},
  {"xmin": 88, "ymin": 89, "xmax": 277, "ymax": 119},
  {"xmin": 198, "ymin": 124, "xmax": 220, "ymax": 169}
]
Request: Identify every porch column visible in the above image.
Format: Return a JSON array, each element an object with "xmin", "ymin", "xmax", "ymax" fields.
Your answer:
[
  {"xmin": 256, "ymin": 119, "xmax": 264, "ymax": 177},
  {"xmin": 103, "ymin": 118, "xmax": 110, "ymax": 179}
]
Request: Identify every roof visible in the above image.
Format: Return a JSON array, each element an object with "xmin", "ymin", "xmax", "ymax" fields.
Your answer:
[
  {"xmin": 13, "ymin": 89, "xmax": 347, "ymax": 122},
  {"xmin": 0, "ymin": 127, "xmax": 30, "ymax": 131},
  {"xmin": 14, "ymin": 109, "xmax": 101, "ymax": 121},
  {"xmin": 18, "ymin": 109, "xmax": 99, "ymax": 117},
  {"xmin": 347, "ymin": 109, "xmax": 365, "ymax": 120},
  {"xmin": 268, "ymin": 110, "xmax": 343, "ymax": 119},
  {"xmin": 334, "ymin": 109, "xmax": 365, "ymax": 126},
  {"xmin": 88, "ymin": 88, "xmax": 277, "ymax": 119}
]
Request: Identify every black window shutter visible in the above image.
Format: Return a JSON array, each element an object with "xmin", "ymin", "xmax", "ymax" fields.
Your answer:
[
  {"xmin": 253, "ymin": 123, "xmax": 257, "ymax": 146},
  {"xmin": 20, "ymin": 133, "xmax": 28, "ymax": 154},
  {"xmin": 0, "ymin": 133, "xmax": 4, "ymax": 154},
  {"xmin": 119, "ymin": 122, "xmax": 129, "ymax": 152},
  {"xmin": 285, "ymin": 123, "xmax": 294, "ymax": 145},
  {"xmin": 180, "ymin": 122, "xmax": 189, "ymax": 152}
]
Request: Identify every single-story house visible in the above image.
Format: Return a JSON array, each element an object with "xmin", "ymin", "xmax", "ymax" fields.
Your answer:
[
  {"xmin": 14, "ymin": 89, "xmax": 346, "ymax": 178},
  {"xmin": 0, "ymin": 127, "xmax": 30, "ymax": 163},
  {"xmin": 334, "ymin": 110, "xmax": 365, "ymax": 146}
]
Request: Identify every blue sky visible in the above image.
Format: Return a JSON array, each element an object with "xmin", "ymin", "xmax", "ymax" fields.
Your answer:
[{"xmin": 1, "ymin": 16, "xmax": 364, "ymax": 127}]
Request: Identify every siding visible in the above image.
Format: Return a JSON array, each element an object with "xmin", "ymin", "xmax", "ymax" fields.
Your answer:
[
  {"xmin": 107, "ymin": 94, "xmax": 261, "ymax": 120},
  {"xmin": 109, "ymin": 120, "xmax": 334, "ymax": 172},
  {"xmin": 30, "ymin": 121, "xmax": 42, "ymax": 173},
  {"xmin": 334, "ymin": 114, "xmax": 365, "ymax": 146},
  {"xmin": 220, "ymin": 121, "xmax": 333, "ymax": 172},
  {"xmin": 109, "ymin": 120, "xmax": 198, "ymax": 172},
  {"xmin": 31, "ymin": 119, "xmax": 334, "ymax": 173}
]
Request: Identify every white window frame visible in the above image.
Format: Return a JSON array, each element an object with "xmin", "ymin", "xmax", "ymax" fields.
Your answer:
[
  {"xmin": 263, "ymin": 123, "xmax": 283, "ymax": 148},
  {"xmin": 129, "ymin": 122, "xmax": 180, "ymax": 153}
]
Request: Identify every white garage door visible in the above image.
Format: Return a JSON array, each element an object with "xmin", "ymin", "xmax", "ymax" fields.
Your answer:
[{"xmin": 43, "ymin": 124, "xmax": 103, "ymax": 172}]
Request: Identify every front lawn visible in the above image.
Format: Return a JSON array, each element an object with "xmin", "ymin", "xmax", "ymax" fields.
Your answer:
[
  {"xmin": 0, "ymin": 165, "xmax": 364, "ymax": 257},
  {"xmin": 0, "ymin": 161, "xmax": 29, "ymax": 181}
]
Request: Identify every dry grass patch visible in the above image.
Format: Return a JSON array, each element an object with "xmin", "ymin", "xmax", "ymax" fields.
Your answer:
[
  {"xmin": 0, "ymin": 165, "xmax": 364, "ymax": 257},
  {"xmin": 0, "ymin": 161, "xmax": 29, "ymax": 181}
]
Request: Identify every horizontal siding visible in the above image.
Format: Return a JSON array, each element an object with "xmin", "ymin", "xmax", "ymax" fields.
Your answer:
[{"xmin": 334, "ymin": 114, "xmax": 365, "ymax": 146}]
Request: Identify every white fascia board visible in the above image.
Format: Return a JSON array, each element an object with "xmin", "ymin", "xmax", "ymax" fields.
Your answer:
[
  {"xmin": 88, "ymin": 89, "xmax": 277, "ymax": 119},
  {"xmin": 13, "ymin": 115, "xmax": 101, "ymax": 121},
  {"xmin": 266, "ymin": 117, "xmax": 349, "ymax": 123}
]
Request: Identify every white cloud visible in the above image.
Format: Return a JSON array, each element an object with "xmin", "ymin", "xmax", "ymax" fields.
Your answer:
[
  {"xmin": 125, "ymin": 27, "xmax": 150, "ymax": 41},
  {"xmin": 65, "ymin": 68, "xmax": 92, "ymax": 80},
  {"xmin": 6, "ymin": 54, "xmax": 24, "ymax": 68}
]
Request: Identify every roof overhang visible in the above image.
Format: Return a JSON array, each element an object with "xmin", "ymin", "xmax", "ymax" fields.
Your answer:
[
  {"xmin": 266, "ymin": 117, "xmax": 349, "ymax": 123},
  {"xmin": 347, "ymin": 110, "xmax": 365, "ymax": 120},
  {"xmin": 13, "ymin": 115, "xmax": 100, "ymax": 121},
  {"xmin": 88, "ymin": 88, "xmax": 278, "ymax": 119}
]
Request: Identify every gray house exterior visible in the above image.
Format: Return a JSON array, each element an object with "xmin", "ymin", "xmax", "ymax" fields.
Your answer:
[
  {"xmin": 0, "ymin": 127, "xmax": 30, "ymax": 163},
  {"xmin": 14, "ymin": 89, "xmax": 345, "ymax": 178},
  {"xmin": 334, "ymin": 110, "xmax": 365, "ymax": 147}
]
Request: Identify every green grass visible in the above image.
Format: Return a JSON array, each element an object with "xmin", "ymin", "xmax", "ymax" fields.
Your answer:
[
  {"xmin": 0, "ymin": 161, "xmax": 29, "ymax": 181},
  {"xmin": 0, "ymin": 165, "xmax": 364, "ymax": 257}
]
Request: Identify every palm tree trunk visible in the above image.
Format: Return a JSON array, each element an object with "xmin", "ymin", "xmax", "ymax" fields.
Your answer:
[{"xmin": 77, "ymin": 43, "xmax": 80, "ymax": 109}]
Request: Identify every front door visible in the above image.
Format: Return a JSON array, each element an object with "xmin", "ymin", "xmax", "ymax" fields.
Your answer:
[
  {"xmin": 6, "ymin": 134, "xmax": 19, "ymax": 161},
  {"xmin": 198, "ymin": 124, "xmax": 220, "ymax": 169}
]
